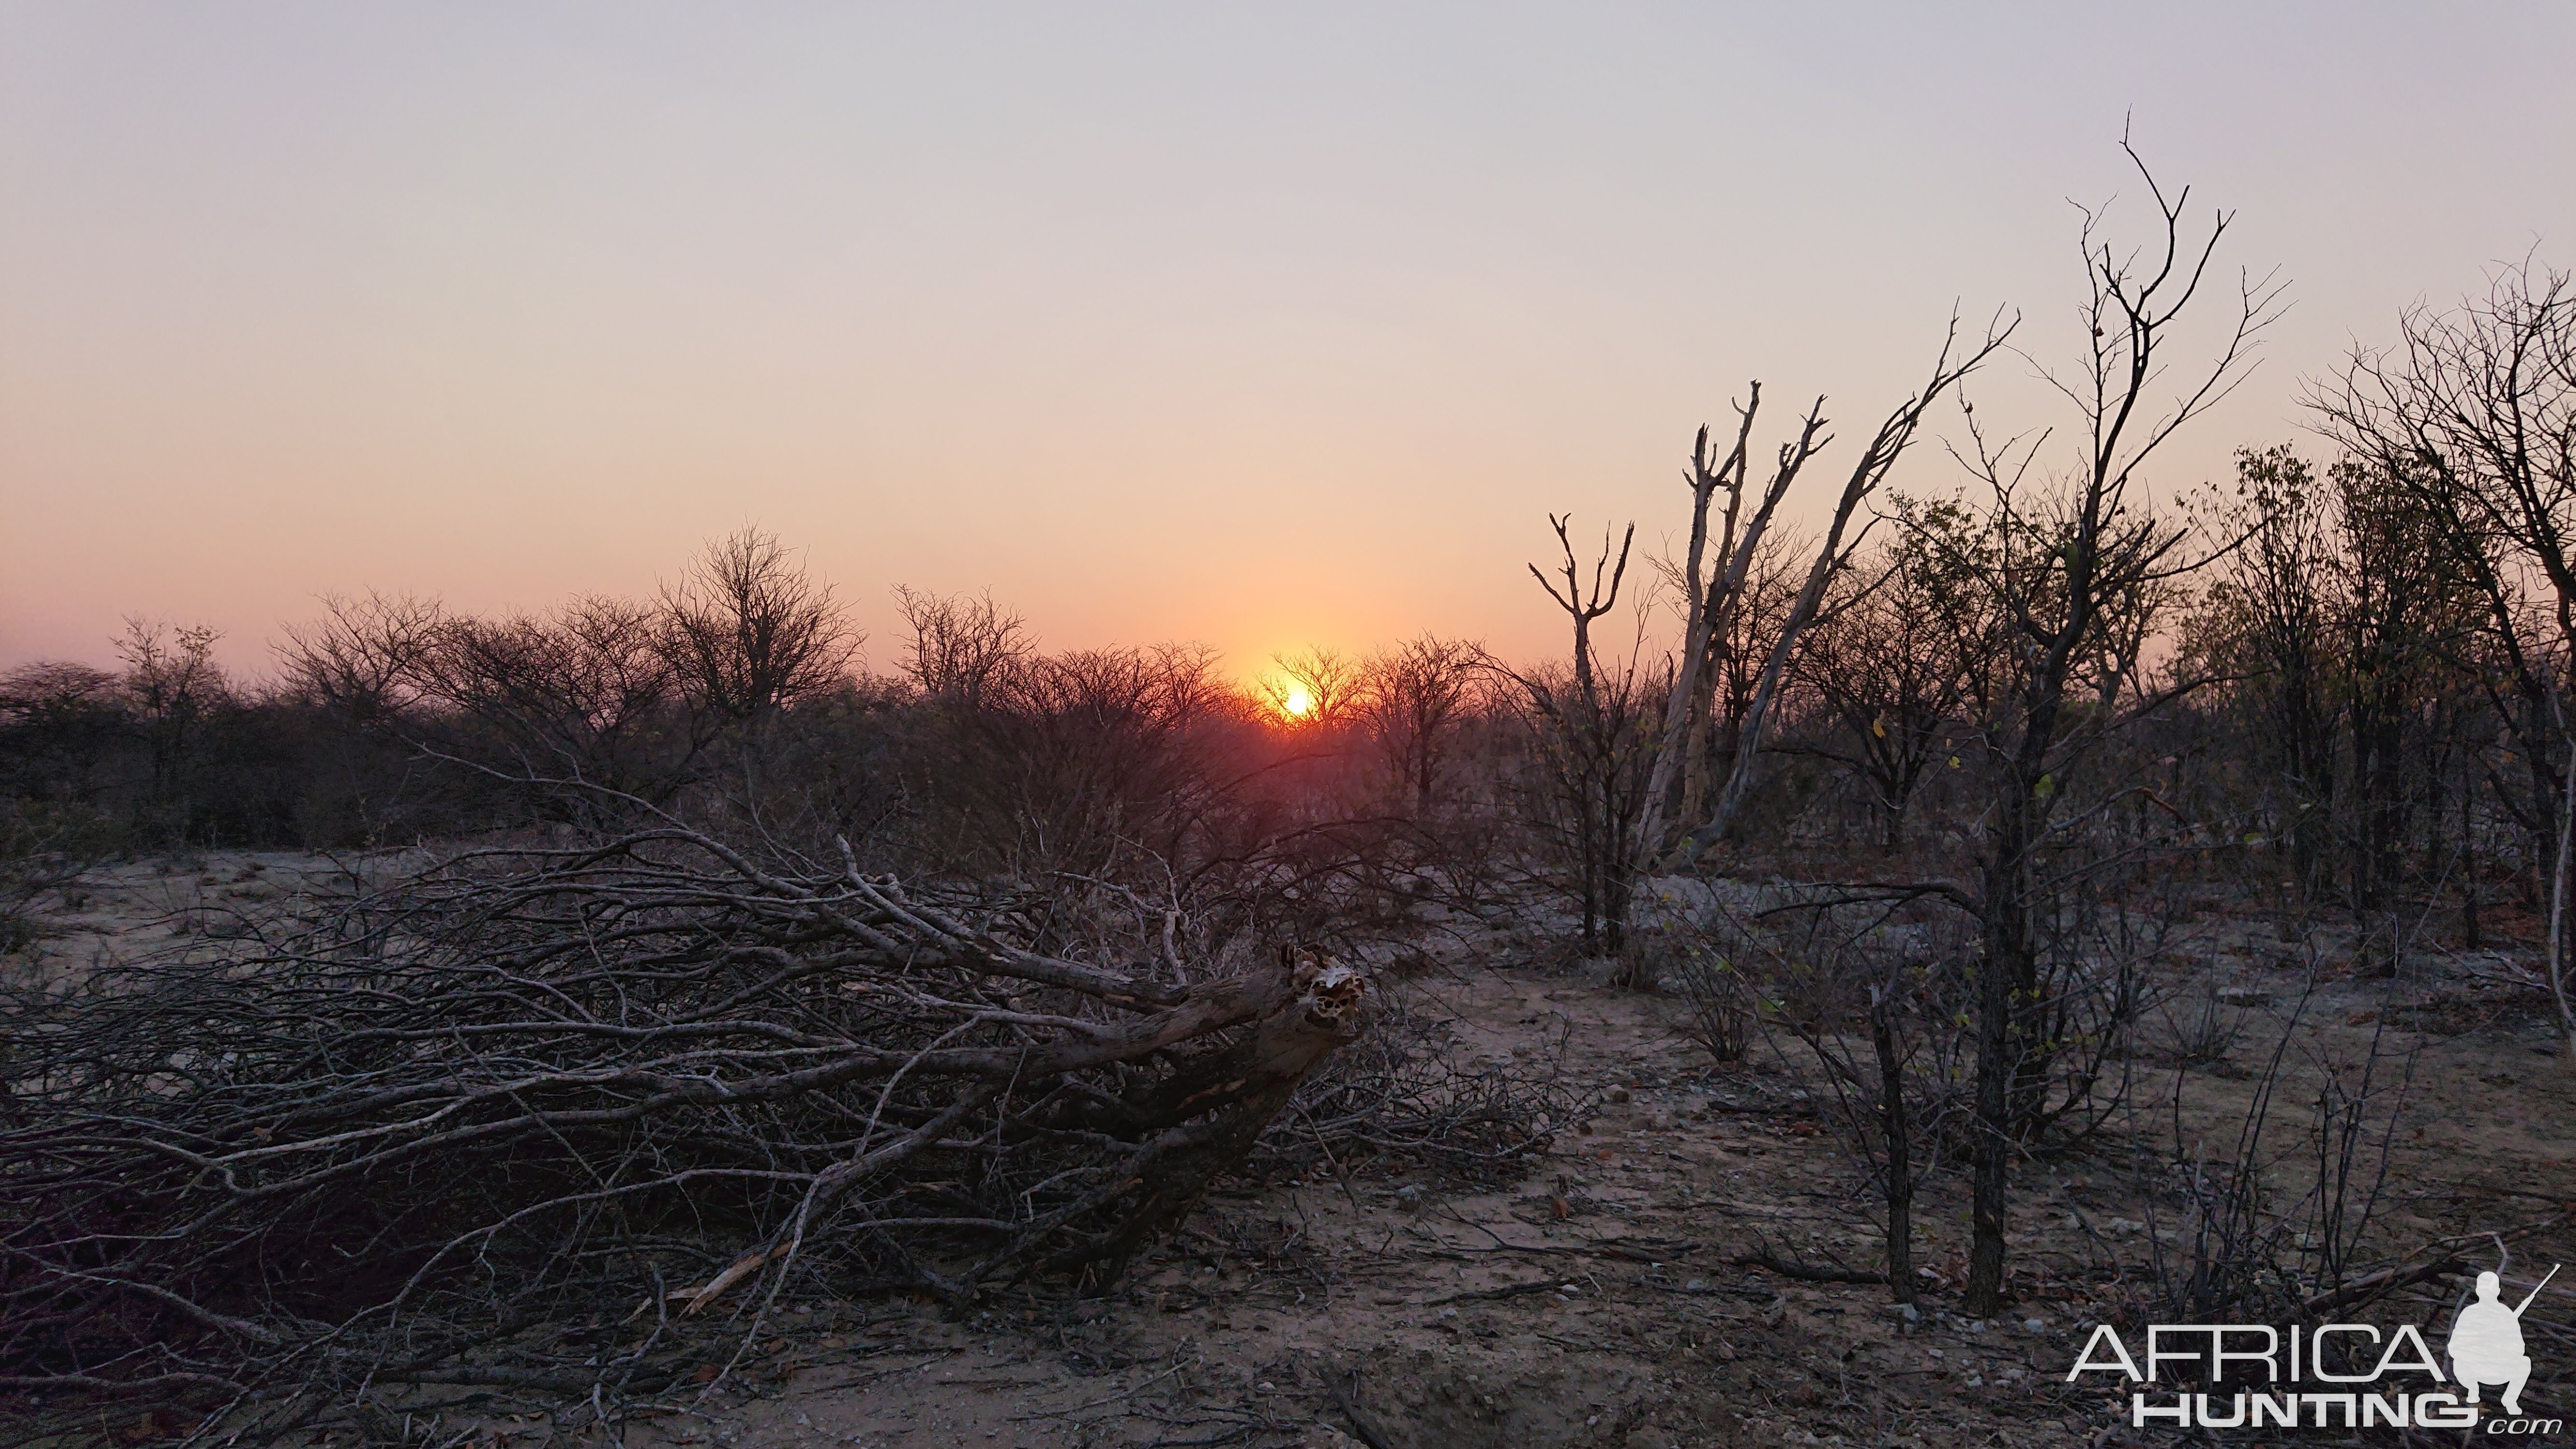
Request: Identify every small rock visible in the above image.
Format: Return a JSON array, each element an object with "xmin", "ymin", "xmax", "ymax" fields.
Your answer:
[
  {"xmin": 2023, "ymin": 1319, "xmax": 2046, "ymax": 1334},
  {"xmin": 2216, "ymin": 984, "xmax": 2271, "ymax": 1006}
]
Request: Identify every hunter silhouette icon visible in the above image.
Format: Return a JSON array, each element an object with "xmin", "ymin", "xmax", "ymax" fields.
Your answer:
[{"xmin": 2448, "ymin": 1264, "xmax": 2558, "ymax": 1416}]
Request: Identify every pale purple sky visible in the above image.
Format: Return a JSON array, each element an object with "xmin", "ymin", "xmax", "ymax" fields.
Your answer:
[{"xmin": 5, "ymin": 4, "xmax": 2572, "ymax": 680}]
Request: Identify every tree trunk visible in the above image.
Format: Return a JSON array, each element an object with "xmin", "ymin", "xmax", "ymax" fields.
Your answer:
[
  {"xmin": 1870, "ymin": 985, "xmax": 1916, "ymax": 1304},
  {"xmin": 2551, "ymin": 723, "xmax": 2576, "ymax": 1069},
  {"xmin": 2461, "ymin": 756, "xmax": 2482, "ymax": 950},
  {"xmin": 1965, "ymin": 780, "xmax": 2033, "ymax": 1317}
]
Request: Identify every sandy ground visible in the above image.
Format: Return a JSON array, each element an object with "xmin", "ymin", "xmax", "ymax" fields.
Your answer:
[
  {"xmin": 12, "ymin": 850, "xmax": 372, "ymax": 980},
  {"xmin": 9, "ymin": 857, "xmax": 2571, "ymax": 1448}
]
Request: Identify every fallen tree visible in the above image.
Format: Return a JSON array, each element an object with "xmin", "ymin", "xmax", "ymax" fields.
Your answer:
[{"xmin": 0, "ymin": 823, "xmax": 1369, "ymax": 1434}]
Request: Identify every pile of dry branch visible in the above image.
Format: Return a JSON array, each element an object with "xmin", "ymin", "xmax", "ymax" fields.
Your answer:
[
  {"xmin": 1261, "ymin": 1002, "xmax": 1590, "ymax": 1184},
  {"xmin": 0, "ymin": 826, "xmax": 1369, "ymax": 1433}
]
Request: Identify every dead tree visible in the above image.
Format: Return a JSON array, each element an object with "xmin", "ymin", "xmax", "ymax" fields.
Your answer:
[
  {"xmin": 1632, "ymin": 313, "xmax": 2012, "ymax": 868},
  {"xmin": 1632, "ymin": 390, "xmax": 1822, "ymax": 858},
  {"xmin": 0, "ymin": 820, "xmax": 1368, "ymax": 1432},
  {"xmin": 1683, "ymin": 314, "xmax": 2012, "ymax": 860},
  {"xmin": 1665, "ymin": 529, "xmax": 1809, "ymax": 835},
  {"xmin": 1513, "ymin": 516, "xmax": 1652, "ymax": 958}
]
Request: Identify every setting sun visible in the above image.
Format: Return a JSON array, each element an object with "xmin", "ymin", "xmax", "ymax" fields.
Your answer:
[{"xmin": 1281, "ymin": 684, "xmax": 1315, "ymax": 718}]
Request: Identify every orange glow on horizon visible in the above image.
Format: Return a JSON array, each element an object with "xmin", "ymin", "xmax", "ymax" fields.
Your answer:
[{"xmin": 6, "ymin": 12, "xmax": 2562, "ymax": 682}]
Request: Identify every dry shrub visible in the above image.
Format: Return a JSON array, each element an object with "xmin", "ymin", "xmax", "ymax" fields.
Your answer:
[
  {"xmin": 1260, "ymin": 992, "xmax": 1599, "ymax": 1184},
  {"xmin": 1651, "ymin": 924, "xmax": 1755, "ymax": 1064}
]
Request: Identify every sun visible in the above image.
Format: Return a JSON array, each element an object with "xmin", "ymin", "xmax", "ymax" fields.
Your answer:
[{"xmin": 1281, "ymin": 683, "xmax": 1315, "ymax": 719}]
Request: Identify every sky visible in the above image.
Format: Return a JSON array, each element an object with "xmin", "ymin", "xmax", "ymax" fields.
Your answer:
[{"xmin": 5, "ymin": 4, "xmax": 2573, "ymax": 682}]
